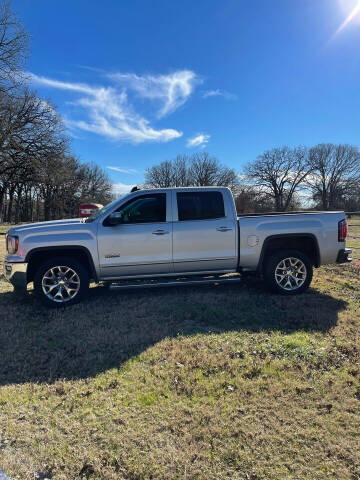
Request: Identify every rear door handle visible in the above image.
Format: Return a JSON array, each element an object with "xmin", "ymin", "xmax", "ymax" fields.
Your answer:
[
  {"xmin": 152, "ymin": 229, "xmax": 170, "ymax": 235},
  {"xmin": 216, "ymin": 226, "xmax": 232, "ymax": 232}
]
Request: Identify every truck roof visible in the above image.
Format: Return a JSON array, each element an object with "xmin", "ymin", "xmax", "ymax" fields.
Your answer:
[{"xmin": 128, "ymin": 186, "xmax": 231, "ymax": 192}]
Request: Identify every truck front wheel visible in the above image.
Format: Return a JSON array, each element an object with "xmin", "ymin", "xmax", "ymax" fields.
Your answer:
[
  {"xmin": 34, "ymin": 257, "xmax": 90, "ymax": 307},
  {"xmin": 264, "ymin": 249, "xmax": 313, "ymax": 295}
]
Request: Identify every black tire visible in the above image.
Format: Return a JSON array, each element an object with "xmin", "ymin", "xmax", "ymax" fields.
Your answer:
[
  {"xmin": 34, "ymin": 256, "xmax": 90, "ymax": 307},
  {"xmin": 263, "ymin": 249, "xmax": 313, "ymax": 295}
]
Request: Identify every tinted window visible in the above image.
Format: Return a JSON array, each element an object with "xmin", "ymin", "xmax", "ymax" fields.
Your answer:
[
  {"xmin": 177, "ymin": 191, "xmax": 225, "ymax": 221},
  {"xmin": 112, "ymin": 193, "xmax": 166, "ymax": 224}
]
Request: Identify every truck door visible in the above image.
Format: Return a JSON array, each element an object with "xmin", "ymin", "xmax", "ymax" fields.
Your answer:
[
  {"xmin": 172, "ymin": 189, "xmax": 237, "ymax": 273},
  {"xmin": 97, "ymin": 191, "xmax": 173, "ymax": 278}
]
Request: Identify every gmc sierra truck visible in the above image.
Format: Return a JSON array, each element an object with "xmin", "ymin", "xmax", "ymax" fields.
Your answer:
[{"xmin": 4, "ymin": 187, "xmax": 352, "ymax": 306}]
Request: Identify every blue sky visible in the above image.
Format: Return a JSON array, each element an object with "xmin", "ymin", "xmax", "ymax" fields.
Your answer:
[{"xmin": 13, "ymin": 0, "xmax": 360, "ymax": 193}]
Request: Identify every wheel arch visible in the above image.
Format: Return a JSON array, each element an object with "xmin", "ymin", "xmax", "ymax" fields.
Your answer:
[
  {"xmin": 257, "ymin": 233, "xmax": 320, "ymax": 273},
  {"xmin": 25, "ymin": 246, "xmax": 98, "ymax": 283}
]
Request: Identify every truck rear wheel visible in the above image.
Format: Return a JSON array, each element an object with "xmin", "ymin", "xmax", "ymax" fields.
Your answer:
[
  {"xmin": 264, "ymin": 249, "xmax": 313, "ymax": 295},
  {"xmin": 34, "ymin": 257, "xmax": 89, "ymax": 307}
]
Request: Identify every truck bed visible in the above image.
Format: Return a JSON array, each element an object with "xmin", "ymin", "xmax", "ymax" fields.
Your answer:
[{"xmin": 237, "ymin": 210, "xmax": 346, "ymax": 271}]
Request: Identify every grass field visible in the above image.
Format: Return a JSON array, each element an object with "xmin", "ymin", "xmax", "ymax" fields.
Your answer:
[
  {"xmin": 347, "ymin": 215, "xmax": 360, "ymax": 262},
  {"xmin": 0, "ymin": 224, "xmax": 359, "ymax": 479}
]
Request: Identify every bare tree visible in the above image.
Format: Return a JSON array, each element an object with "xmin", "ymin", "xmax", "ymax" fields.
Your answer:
[
  {"xmin": 341, "ymin": 184, "xmax": 360, "ymax": 212},
  {"xmin": 308, "ymin": 143, "xmax": 360, "ymax": 210},
  {"xmin": 172, "ymin": 155, "xmax": 191, "ymax": 187},
  {"xmin": 244, "ymin": 146, "xmax": 312, "ymax": 211},
  {"xmin": 0, "ymin": 88, "xmax": 113, "ymax": 222},
  {"xmin": 145, "ymin": 160, "xmax": 176, "ymax": 188},
  {"xmin": 0, "ymin": 0, "xmax": 28, "ymax": 91},
  {"xmin": 188, "ymin": 153, "xmax": 219, "ymax": 186},
  {"xmin": 0, "ymin": 89, "xmax": 66, "ymax": 217},
  {"xmin": 77, "ymin": 163, "xmax": 113, "ymax": 205},
  {"xmin": 189, "ymin": 152, "xmax": 238, "ymax": 188},
  {"xmin": 234, "ymin": 183, "xmax": 275, "ymax": 213},
  {"xmin": 146, "ymin": 153, "xmax": 239, "ymax": 190},
  {"xmin": 0, "ymin": 2, "xmax": 113, "ymax": 223}
]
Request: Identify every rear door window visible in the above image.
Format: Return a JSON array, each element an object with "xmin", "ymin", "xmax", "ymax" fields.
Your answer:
[{"xmin": 177, "ymin": 191, "xmax": 225, "ymax": 221}]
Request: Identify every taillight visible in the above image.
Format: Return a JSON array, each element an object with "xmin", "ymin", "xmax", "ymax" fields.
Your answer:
[{"xmin": 338, "ymin": 219, "xmax": 348, "ymax": 242}]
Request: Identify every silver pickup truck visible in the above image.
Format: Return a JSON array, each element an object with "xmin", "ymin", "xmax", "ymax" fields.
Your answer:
[{"xmin": 4, "ymin": 187, "xmax": 352, "ymax": 306}]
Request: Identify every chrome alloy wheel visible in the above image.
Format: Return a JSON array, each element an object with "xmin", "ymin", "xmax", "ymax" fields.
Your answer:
[
  {"xmin": 274, "ymin": 257, "xmax": 307, "ymax": 291},
  {"xmin": 41, "ymin": 266, "xmax": 80, "ymax": 303}
]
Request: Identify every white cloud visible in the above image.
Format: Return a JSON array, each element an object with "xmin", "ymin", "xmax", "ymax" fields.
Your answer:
[
  {"xmin": 202, "ymin": 89, "xmax": 237, "ymax": 100},
  {"xmin": 30, "ymin": 73, "xmax": 185, "ymax": 144},
  {"xmin": 187, "ymin": 133, "xmax": 210, "ymax": 148},
  {"xmin": 107, "ymin": 166, "xmax": 139, "ymax": 174},
  {"xmin": 30, "ymin": 74, "xmax": 95, "ymax": 94},
  {"xmin": 112, "ymin": 182, "xmax": 136, "ymax": 196},
  {"xmin": 109, "ymin": 70, "xmax": 200, "ymax": 118}
]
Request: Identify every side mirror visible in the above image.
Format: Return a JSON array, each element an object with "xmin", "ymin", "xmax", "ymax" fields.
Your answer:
[{"xmin": 107, "ymin": 211, "xmax": 124, "ymax": 226}]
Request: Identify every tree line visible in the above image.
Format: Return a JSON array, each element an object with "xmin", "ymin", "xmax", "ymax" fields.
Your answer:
[
  {"xmin": 146, "ymin": 144, "xmax": 360, "ymax": 213},
  {"xmin": 0, "ymin": 1, "xmax": 112, "ymax": 223}
]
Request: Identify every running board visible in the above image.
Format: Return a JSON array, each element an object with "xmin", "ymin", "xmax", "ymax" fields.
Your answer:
[{"xmin": 108, "ymin": 275, "xmax": 242, "ymax": 291}]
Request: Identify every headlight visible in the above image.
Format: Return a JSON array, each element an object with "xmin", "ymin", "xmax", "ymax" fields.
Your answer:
[{"xmin": 6, "ymin": 234, "xmax": 19, "ymax": 254}]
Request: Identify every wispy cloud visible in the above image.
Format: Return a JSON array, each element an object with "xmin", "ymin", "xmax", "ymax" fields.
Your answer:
[
  {"xmin": 109, "ymin": 70, "xmax": 200, "ymax": 118},
  {"xmin": 76, "ymin": 65, "xmax": 107, "ymax": 74},
  {"xmin": 112, "ymin": 182, "xmax": 136, "ymax": 196},
  {"xmin": 187, "ymin": 133, "xmax": 210, "ymax": 148},
  {"xmin": 107, "ymin": 166, "xmax": 139, "ymax": 174},
  {"xmin": 202, "ymin": 89, "xmax": 237, "ymax": 100},
  {"xmin": 29, "ymin": 71, "xmax": 199, "ymax": 144}
]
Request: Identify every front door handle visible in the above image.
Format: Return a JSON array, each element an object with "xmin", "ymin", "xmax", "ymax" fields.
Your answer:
[
  {"xmin": 152, "ymin": 229, "xmax": 170, "ymax": 235},
  {"xmin": 216, "ymin": 226, "xmax": 232, "ymax": 232}
]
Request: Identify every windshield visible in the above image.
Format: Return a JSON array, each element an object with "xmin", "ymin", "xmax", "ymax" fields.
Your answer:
[{"xmin": 84, "ymin": 195, "xmax": 126, "ymax": 223}]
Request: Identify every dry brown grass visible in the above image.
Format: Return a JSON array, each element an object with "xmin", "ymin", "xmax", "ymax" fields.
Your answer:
[
  {"xmin": 0, "ymin": 228, "xmax": 359, "ymax": 480},
  {"xmin": 0, "ymin": 224, "xmax": 12, "ymax": 235}
]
